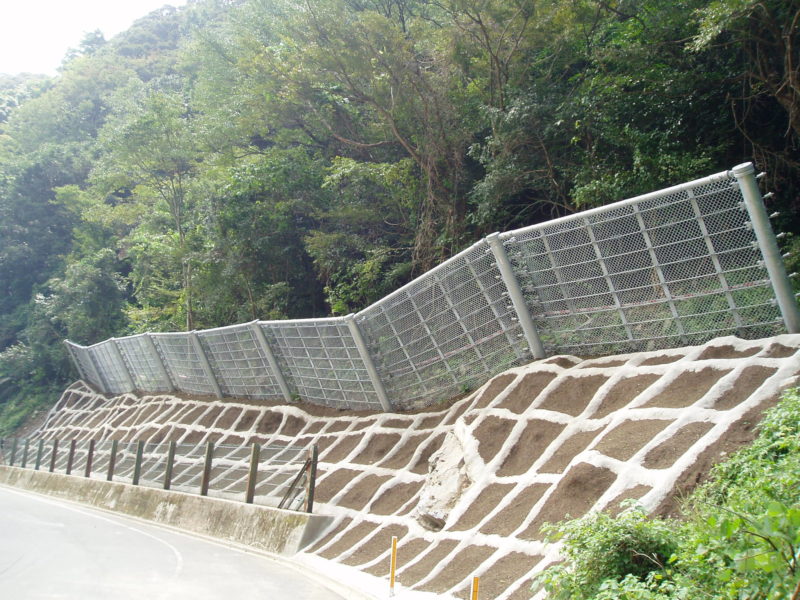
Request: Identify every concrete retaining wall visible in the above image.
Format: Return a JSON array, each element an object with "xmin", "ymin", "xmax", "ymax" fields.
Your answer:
[{"xmin": 0, "ymin": 465, "xmax": 332, "ymax": 556}]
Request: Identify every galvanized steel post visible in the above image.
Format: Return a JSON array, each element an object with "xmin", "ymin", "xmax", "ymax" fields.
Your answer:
[
  {"xmin": 189, "ymin": 332, "xmax": 223, "ymax": 399},
  {"xmin": 345, "ymin": 314, "xmax": 392, "ymax": 411},
  {"xmin": 249, "ymin": 322, "xmax": 293, "ymax": 403},
  {"xmin": 486, "ymin": 233, "xmax": 546, "ymax": 360},
  {"xmin": 733, "ymin": 163, "xmax": 800, "ymax": 333}
]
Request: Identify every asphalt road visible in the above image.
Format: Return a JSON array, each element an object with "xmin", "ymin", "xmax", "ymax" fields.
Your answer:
[{"xmin": 0, "ymin": 485, "xmax": 347, "ymax": 599}]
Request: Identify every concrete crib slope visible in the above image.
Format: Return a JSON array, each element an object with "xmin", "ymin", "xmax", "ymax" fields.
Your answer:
[{"xmin": 32, "ymin": 334, "xmax": 800, "ymax": 599}]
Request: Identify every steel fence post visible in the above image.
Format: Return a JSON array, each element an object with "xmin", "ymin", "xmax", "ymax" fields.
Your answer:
[
  {"xmin": 110, "ymin": 339, "xmax": 136, "ymax": 393},
  {"xmin": 189, "ymin": 332, "xmax": 223, "ymax": 399},
  {"xmin": 200, "ymin": 441, "xmax": 214, "ymax": 496},
  {"xmin": 249, "ymin": 322, "xmax": 293, "ymax": 403},
  {"xmin": 733, "ymin": 163, "xmax": 800, "ymax": 333},
  {"xmin": 163, "ymin": 441, "xmax": 176, "ymax": 490},
  {"xmin": 49, "ymin": 439, "xmax": 58, "ymax": 473},
  {"xmin": 66, "ymin": 440, "xmax": 76, "ymax": 475},
  {"xmin": 345, "ymin": 314, "xmax": 392, "ymax": 411},
  {"xmin": 21, "ymin": 439, "xmax": 29, "ymax": 468},
  {"xmin": 34, "ymin": 439, "xmax": 44, "ymax": 470},
  {"xmin": 107, "ymin": 439, "xmax": 118, "ymax": 481},
  {"xmin": 10, "ymin": 438, "xmax": 18, "ymax": 466},
  {"xmin": 486, "ymin": 233, "xmax": 546, "ymax": 359},
  {"xmin": 132, "ymin": 441, "xmax": 144, "ymax": 486},
  {"xmin": 144, "ymin": 334, "xmax": 174, "ymax": 392},
  {"xmin": 85, "ymin": 440, "xmax": 95, "ymax": 478},
  {"xmin": 245, "ymin": 442, "xmax": 260, "ymax": 504}
]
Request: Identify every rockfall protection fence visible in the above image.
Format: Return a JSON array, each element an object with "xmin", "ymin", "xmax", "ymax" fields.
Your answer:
[
  {"xmin": 0, "ymin": 437, "xmax": 318, "ymax": 512},
  {"xmin": 64, "ymin": 163, "xmax": 800, "ymax": 411}
]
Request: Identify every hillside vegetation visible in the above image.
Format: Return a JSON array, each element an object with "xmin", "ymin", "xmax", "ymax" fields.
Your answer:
[
  {"xmin": 1, "ymin": 0, "xmax": 799, "ymax": 432},
  {"xmin": 536, "ymin": 387, "xmax": 800, "ymax": 600}
]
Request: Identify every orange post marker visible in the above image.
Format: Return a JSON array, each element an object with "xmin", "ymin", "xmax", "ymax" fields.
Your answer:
[
  {"xmin": 389, "ymin": 535, "xmax": 398, "ymax": 596},
  {"xmin": 470, "ymin": 576, "xmax": 479, "ymax": 600}
]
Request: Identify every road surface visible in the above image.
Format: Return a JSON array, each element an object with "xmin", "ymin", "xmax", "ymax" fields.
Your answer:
[{"xmin": 0, "ymin": 485, "xmax": 347, "ymax": 599}]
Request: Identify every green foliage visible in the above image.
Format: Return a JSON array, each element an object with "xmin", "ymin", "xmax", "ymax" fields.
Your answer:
[{"xmin": 534, "ymin": 388, "xmax": 800, "ymax": 600}]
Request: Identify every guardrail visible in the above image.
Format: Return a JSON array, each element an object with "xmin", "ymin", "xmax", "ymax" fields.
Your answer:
[
  {"xmin": 0, "ymin": 437, "xmax": 318, "ymax": 513},
  {"xmin": 64, "ymin": 163, "xmax": 800, "ymax": 411}
]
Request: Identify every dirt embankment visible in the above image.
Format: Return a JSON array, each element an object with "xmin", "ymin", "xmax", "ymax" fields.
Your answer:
[{"xmin": 35, "ymin": 335, "xmax": 800, "ymax": 599}]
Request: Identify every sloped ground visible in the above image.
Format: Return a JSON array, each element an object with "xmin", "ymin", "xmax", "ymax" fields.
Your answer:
[{"xmin": 35, "ymin": 335, "xmax": 800, "ymax": 599}]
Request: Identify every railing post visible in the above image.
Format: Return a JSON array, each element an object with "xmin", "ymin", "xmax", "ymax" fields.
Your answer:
[
  {"xmin": 132, "ymin": 441, "xmax": 144, "ymax": 486},
  {"xmin": 10, "ymin": 438, "xmax": 18, "ymax": 466},
  {"xmin": 245, "ymin": 442, "xmax": 261, "ymax": 504},
  {"xmin": 249, "ymin": 322, "xmax": 293, "ymax": 403},
  {"xmin": 200, "ymin": 441, "xmax": 214, "ymax": 496},
  {"xmin": 163, "ymin": 441, "xmax": 177, "ymax": 490},
  {"xmin": 486, "ymin": 233, "xmax": 546, "ymax": 359},
  {"xmin": 189, "ymin": 332, "xmax": 223, "ymax": 399},
  {"xmin": 85, "ymin": 440, "xmax": 95, "ymax": 478},
  {"xmin": 49, "ymin": 439, "xmax": 59, "ymax": 473},
  {"xmin": 107, "ymin": 440, "xmax": 119, "ymax": 481},
  {"xmin": 21, "ymin": 439, "xmax": 29, "ymax": 468},
  {"xmin": 110, "ymin": 339, "xmax": 136, "ymax": 393},
  {"xmin": 733, "ymin": 162, "xmax": 800, "ymax": 333},
  {"xmin": 303, "ymin": 444, "xmax": 318, "ymax": 514},
  {"xmin": 34, "ymin": 439, "xmax": 44, "ymax": 470},
  {"xmin": 345, "ymin": 314, "xmax": 392, "ymax": 411},
  {"xmin": 66, "ymin": 440, "xmax": 76, "ymax": 475},
  {"xmin": 144, "ymin": 334, "xmax": 174, "ymax": 392}
]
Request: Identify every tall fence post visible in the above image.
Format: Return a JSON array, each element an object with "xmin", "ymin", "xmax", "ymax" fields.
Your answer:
[
  {"xmin": 85, "ymin": 440, "xmax": 95, "ymax": 478},
  {"xmin": 107, "ymin": 440, "xmax": 119, "ymax": 481},
  {"xmin": 189, "ymin": 332, "xmax": 223, "ymax": 399},
  {"xmin": 345, "ymin": 314, "xmax": 392, "ymax": 411},
  {"xmin": 486, "ymin": 233, "xmax": 546, "ymax": 360},
  {"xmin": 49, "ymin": 439, "xmax": 59, "ymax": 473},
  {"xmin": 132, "ymin": 441, "xmax": 144, "ymax": 486},
  {"xmin": 21, "ymin": 439, "xmax": 29, "ymax": 468},
  {"xmin": 109, "ymin": 339, "xmax": 136, "ymax": 393},
  {"xmin": 303, "ymin": 444, "xmax": 318, "ymax": 514},
  {"xmin": 249, "ymin": 322, "xmax": 293, "ymax": 403},
  {"xmin": 245, "ymin": 442, "xmax": 260, "ymax": 504},
  {"xmin": 163, "ymin": 441, "xmax": 176, "ymax": 490},
  {"xmin": 200, "ymin": 441, "xmax": 214, "ymax": 496},
  {"xmin": 10, "ymin": 438, "xmax": 18, "ymax": 466},
  {"xmin": 66, "ymin": 440, "xmax": 76, "ymax": 475},
  {"xmin": 733, "ymin": 162, "xmax": 800, "ymax": 333},
  {"xmin": 144, "ymin": 334, "xmax": 174, "ymax": 392},
  {"xmin": 34, "ymin": 439, "xmax": 44, "ymax": 470}
]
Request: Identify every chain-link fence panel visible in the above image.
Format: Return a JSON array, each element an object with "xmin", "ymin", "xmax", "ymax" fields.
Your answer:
[
  {"xmin": 504, "ymin": 171, "xmax": 783, "ymax": 356},
  {"xmin": 356, "ymin": 240, "xmax": 530, "ymax": 409},
  {"xmin": 264, "ymin": 319, "xmax": 382, "ymax": 410},
  {"xmin": 115, "ymin": 335, "xmax": 173, "ymax": 393},
  {"xmin": 196, "ymin": 324, "xmax": 284, "ymax": 400}
]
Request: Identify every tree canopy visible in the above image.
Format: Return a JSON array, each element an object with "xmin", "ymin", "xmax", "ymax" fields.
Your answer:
[{"xmin": 1, "ymin": 0, "xmax": 798, "ymax": 432}]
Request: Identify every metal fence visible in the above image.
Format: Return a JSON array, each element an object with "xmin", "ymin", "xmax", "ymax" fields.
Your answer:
[
  {"xmin": 64, "ymin": 163, "xmax": 800, "ymax": 410},
  {"xmin": 0, "ymin": 437, "xmax": 317, "ymax": 512}
]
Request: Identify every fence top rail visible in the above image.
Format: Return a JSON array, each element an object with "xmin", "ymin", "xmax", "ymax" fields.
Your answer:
[{"xmin": 502, "ymin": 166, "xmax": 736, "ymax": 240}]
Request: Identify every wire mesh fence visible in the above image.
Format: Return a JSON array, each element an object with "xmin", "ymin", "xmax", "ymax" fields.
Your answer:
[
  {"xmin": 64, "ymin": 163, "xmax": 799, "ymax": 410},
  {"xmin": 0, "ymin": 437, "xmax": 316, "ymax": 512}
]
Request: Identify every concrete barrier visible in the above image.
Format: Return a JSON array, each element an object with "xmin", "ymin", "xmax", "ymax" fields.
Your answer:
[{"xmin": 0, "ymin": 465, "xmax": 332, "ymax": 556}]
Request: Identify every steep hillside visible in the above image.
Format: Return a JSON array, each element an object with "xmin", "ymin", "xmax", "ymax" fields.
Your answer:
[{"xmin": 35, "ymin": 335, "xmax": 800, "ymax": 599}]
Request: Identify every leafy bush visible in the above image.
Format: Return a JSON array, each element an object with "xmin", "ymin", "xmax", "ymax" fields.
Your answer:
[{"xmin": 533, "ymin": 388, "xmax": 800, "ymax": 600}]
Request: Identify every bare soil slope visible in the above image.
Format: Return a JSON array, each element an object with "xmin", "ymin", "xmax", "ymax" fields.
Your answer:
[{"xmin": 37, "ymin": 335, "xmax": 800, "ymax": 599}]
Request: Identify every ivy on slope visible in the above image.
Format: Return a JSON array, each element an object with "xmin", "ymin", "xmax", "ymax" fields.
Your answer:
[{"xmin": 534, "ymin": 387, "xmax": 800, "ymax": 600}]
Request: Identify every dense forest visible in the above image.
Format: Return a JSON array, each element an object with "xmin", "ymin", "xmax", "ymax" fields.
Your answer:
[{"xmin": 0, "ymin": 0, "xmax": 798, "ymax": 431}]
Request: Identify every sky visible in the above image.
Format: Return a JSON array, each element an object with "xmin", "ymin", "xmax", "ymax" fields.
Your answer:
[{"xmin": 1, "ymin": 1, "xmax": 189, "ymax": 76}]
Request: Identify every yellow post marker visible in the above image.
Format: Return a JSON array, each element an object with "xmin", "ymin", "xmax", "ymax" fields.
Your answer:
[
  {"xmin": 389, "ymin": 535, "xmax": 398, "ymax": 597},
  {"xmin": 470, "ymin": 576, "xmax": 479, "ymax": 600}
]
